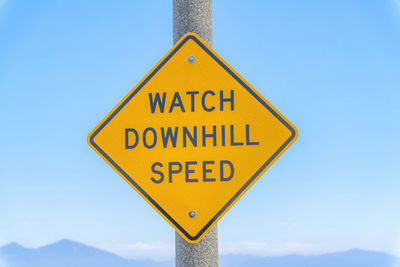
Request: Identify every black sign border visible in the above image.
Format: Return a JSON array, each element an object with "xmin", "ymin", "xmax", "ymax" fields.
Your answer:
[{"xmin": 89, "ymin": 34, "xmax": 297, "ymax": 242}]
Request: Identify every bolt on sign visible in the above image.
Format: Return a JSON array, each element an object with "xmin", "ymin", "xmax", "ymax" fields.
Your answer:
[{"xmin": 88, "ymin": 33, "xmax": 297, "ymax": 243}]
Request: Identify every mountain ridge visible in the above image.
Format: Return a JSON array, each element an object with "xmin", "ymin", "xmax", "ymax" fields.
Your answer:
[{"xmin": 1, "ymin": 240, "xmax": 398, "ymax": 267}]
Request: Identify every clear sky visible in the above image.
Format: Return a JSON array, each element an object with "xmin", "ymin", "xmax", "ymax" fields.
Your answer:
[{"xmin": 1, "ymin": 0, "xmax": 400, "ymax": 261}]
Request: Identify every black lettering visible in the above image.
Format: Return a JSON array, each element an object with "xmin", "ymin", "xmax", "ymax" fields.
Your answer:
[
  {"xmin": 246, "ymin": 124, "xmax": 259, "ymax": 145},
  {"xmin": 183, "ymin": 126, "xmax": 197, "ymax": 147},
  {"xmin": 125, "ymin": 128, "xmax": 139, "ymax": 149},
  {"xmin": 220, "ymin": 160, "xmax": 234, "ymax": 182},
  {"xmin": 143, "ymin": 127, "xmax": 157, "ymax": 148},
  {"xmin": 169, "ymin": 92, "xmax": 185, "ymax": 113},
  {"xmin": 230, "ymin": 125, "xmax": 243, "ymax": 146},
  {"xmin": 203, "ymin": 161, "xmax": 215, "ymax": 182},
  {"xmin": 161, "ymin": 127, "xmax": 179, "ymax": 148},
  {"xmin": 151, "ymin": 162, "xmax": 164, "ymax": 183},
  {"xmin": 186, "ymin": 91, "xmax": 199, "ymax": 112},
  {"xmin": 202, "ymin": 125, "xmax": 217, "ymax": 147},
  {"xmin": 169, "ymin": 162, "xmax": 182, "ymax": 183},
  {"xmin": 149, "ymin": 92, "xmax": 166, "ymax": 113},
  {"xmin": 185, "ymin": 161, "xmax": 198, "ymax": 182},
  {"xmin": 202, "ymin": 90, "xmax": 215, "ymax": 112},
  {"xmin": 220, "ymin": 90, "xmax": 234, "ymax": 111}
]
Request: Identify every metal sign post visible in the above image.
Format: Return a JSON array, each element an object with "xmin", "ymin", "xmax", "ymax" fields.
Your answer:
[
  {"xmin": 88, "ymin": 0, "xmax": 297, "ymax": 266},
  {"xmin": 173, "ymin": 1, "xmax": 218, "ymax": 266}
]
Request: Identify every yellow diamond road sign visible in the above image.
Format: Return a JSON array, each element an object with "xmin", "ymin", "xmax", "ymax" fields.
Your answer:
[{"xmin": 88, "ymin": 33, "xmax": 297, "ymax": 243}]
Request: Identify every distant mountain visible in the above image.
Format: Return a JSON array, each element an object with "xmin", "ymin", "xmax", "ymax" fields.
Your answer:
[
  {"xmin": 0, "ymin": 239, "xmax": 170, "ymax": 267},
  {"xmin": 1, "ymin": 239, "xmax": 399, "ymax": 267},
  {"xmin": 220, "ymin": 249, "xmax": 400, "ymax": 267}
]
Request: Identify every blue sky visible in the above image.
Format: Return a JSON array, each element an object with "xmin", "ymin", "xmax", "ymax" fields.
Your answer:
[{"xmin": 1, "ymin": 0, "xmax": 400, "ymax": 261}]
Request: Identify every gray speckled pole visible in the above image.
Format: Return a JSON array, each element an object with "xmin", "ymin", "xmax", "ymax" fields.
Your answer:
[
  {"xmin": 173, "ymin": 0, "xmax": 218, "ymax": 266},
  {"xmin": 173, "ymin": 0, "xmax": 212, "ymax": 46},
  {"xmin": 175, "ymin": 226, "xmax": 218, "ymax": 267}
]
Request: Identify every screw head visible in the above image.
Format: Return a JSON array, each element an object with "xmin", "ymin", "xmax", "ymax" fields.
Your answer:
[
  {"xmin": 188, "ymin": 56, "xmax": 195, "ymax": 63},
  {"xmin": 189, "ymin": 210, "xmax": 196, "ymax": 218}
]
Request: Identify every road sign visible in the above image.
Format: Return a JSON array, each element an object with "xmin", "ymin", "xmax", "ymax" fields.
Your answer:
[{"xmin": 88, "ymin": 33, "xmax": 297, "ymax": 243}]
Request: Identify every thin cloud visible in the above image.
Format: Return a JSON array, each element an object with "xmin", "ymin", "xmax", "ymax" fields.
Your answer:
[
  {"xmin": 96, "ymin": 240, "xmax": 338, "ymax": 260},
  {"xmin": 95, "ymin": 241, "xmax": 174, "ymax": 261},
  {"xmin": 220, "ymin": 241, "xmax": 335, "ymax": 257}
]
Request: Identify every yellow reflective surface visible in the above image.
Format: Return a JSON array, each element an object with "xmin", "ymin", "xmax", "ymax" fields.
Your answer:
[{"xmin": 88, "ymin": 33, "xmax": 297, "ymax": 243}]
